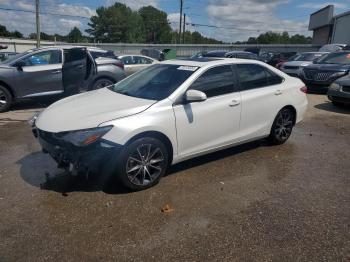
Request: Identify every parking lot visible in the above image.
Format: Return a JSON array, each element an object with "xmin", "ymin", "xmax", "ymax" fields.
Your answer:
[{"xmin": 0, "ymin": 94, "xmax": 348, "ymax": 261}]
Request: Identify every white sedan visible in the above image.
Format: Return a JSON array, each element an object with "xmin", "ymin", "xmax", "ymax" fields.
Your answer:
[
  {"xmin": 33, "ymin": 58, "xmax": 308, "ymax": 191},
  {"xmin": 117, "ymin": 54, "xmax": 158, "ymax": 76}
]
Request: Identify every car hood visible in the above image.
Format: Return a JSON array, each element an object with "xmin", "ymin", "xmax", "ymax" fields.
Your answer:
[
  {"xmin": 305, "ymin": 63, "xmax": 350, "ymax": 71},
  {"xmin": 0, "ymin": 63, "xmax": 12, "ymax": 69},
  {"xmin": 283, "ymin": 61, "xmax": 312, "ymax": 67},
  {"xmin": 35, "ymin": 88, "xmax": 156, "ymax": 133}
]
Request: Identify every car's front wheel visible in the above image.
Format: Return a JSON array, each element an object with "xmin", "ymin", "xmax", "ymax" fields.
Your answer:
[
  {"xmin": 116, "ymin": 137, "xmax": 169, "ymax": 191},
  {"xmin": 269, "ymin": 107, "xmax": 295, "ymax": 145},
  {"xmin": 0, "ymin": 85, "xmax": 12, "ymax": 113}
]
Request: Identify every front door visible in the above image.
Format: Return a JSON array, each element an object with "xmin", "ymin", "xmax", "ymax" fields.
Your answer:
[
  {"xmin": 62, "ymin": 47, "xmax": 90, "ymax": 95},
  {"xmin": 173, "ymin": 65, "xmax": 242, "ymax": 160},
  {"xmin": 14, "ymin": 49, "xmax": 63, "ymax": 98}
]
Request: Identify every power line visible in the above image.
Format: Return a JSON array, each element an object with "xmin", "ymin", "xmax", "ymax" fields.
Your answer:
[
  {"xmin": 0, "ymin": 6, "xmax": 91, "ymax": 19},
  {"xmin": 186, "ymin": 22, "xmax": 309, "ymax": 33}
]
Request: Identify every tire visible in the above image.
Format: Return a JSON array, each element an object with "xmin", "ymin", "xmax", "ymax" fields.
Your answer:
[
  {"xmin": 0, "ymin": 85, "xmax": 12, "ymax": 113},
  {"xmin": 91, "ymin": 78, "xmax": 114, "ymax": 90},
  {"xmin": 268, "ymin": 108, "xmax": 295, "ymax": 145},
  {"xmin": 115, "ymin": 137, "xmax": 169, "ymax": 191}
]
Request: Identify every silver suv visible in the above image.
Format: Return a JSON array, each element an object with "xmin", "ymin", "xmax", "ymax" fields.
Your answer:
[{"xmin": 0, "ymin": 46, "xmax": 126, "ymax": 112}]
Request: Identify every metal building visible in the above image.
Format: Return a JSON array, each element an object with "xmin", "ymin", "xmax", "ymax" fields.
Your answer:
[{"xmin": 309, "ymin": 5, "xmax": 350, "ymax": 45}]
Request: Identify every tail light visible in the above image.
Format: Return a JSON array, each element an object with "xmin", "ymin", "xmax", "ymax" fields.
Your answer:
[
  {"xmin": 114, "ymin": 61, "xmax": 124, "ymax": 70},
  {"xmin": 276, "ymin": 61, "xmax": 285, "ymax": 69},
  {"xmin": 300, "ymin": 86, "xmax": 307, "ymax": 93}
]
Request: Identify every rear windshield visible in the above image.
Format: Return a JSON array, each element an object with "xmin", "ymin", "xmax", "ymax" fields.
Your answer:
[
  {"xmin": 316, "ymin": 52, "xmax": 350, "ymax": 65},
  {"xmin": 109, "ymin": 64, "xmax": 198, "ymax": 100}
]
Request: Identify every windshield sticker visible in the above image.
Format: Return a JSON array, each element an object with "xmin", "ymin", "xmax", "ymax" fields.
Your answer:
[{"xmin": 177, "ymin": 66, "xmax": 198, "ymax": 71}]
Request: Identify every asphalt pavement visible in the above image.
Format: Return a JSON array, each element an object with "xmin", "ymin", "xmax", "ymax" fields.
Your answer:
[{"xmin": 0, "ymin": 94, "xmax": 349, "ymax": 261}]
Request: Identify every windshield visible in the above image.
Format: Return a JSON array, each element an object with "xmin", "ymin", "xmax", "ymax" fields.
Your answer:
[
  {"xmin": 0, "ymin": 50, "xmax": 32, "ymax": 64},
  {"xmin": 109, "ymin": 64, "xmax": 198, "ymax": 100},
  {"xmin": 316, "ymin": 51, "xmax": 350, "ymax": 65},
  {"xmin": 290, "ymin": 53, "xmax": 325, "ymax": 62}
]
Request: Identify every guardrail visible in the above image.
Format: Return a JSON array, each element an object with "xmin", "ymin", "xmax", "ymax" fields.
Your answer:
[{"xmin": 0, "ymin": 38, "xmax": 321, "ymax": 55}]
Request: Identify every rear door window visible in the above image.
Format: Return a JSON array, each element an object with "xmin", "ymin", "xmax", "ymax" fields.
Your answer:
[
  {"xmin": 134, "ymin": 56, "xmax": 153, "ymax": 64},
  {"xmin": 189, "ymin": 65, "xmax": 236, "ymax": 97},
  {"xmin": 236, "ymin": 64, "xmax": 282, "ymax": 90}
]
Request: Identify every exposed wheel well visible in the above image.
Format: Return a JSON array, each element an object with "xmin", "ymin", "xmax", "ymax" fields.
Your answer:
[
  {"xmin": 0, "ymin": 80, "xmax": 15, "ymax": 98},
  {"xmin": 282, "ymin": 105, "xmax": 297, "ymax": 125},
  {"xmin": 126, "ymin": 131, "xmax": 174, "ymax": 165}
]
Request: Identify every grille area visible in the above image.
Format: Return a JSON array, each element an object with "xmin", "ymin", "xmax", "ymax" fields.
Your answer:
[
  {"xmin": 38, "ymin": 129, "xmax": 65, "ymax": 145},
  {"xmin": 284, "ymin": 66, "xmax": 299, "ymax": 70},
  {"xmin": 303, "ymin": 69, "xmax": 334, "ymax": 81}
]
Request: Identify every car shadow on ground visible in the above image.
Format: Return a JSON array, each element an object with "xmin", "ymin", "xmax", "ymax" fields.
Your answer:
[
  {"xmin": 18, "ymin": 140, "xmax": 267, "ymax": 195},
  {"xmin": 314, "ymin": 101, "xmax": 350, "ymax": 115},
  {"xmin": 10, "ymin": 97, "xmax": 60, "ymax": 111}
]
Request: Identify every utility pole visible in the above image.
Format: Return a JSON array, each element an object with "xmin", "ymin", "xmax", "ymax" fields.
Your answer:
[
  {"xmin": 35, "ymin": 0, "xmax": 40, "ymax": 48},
  {"xmin": 179, "ymin": 0, "xmax": 183, "ymax": 44},
  {"xmin": 182, "ymin": 13, "xmax": 186, "ymax": 44}
]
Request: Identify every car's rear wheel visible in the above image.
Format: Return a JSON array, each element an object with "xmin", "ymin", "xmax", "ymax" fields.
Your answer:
[
  {"xmin": 269, "ymin": 107, "xmax": 295, "ymax": 145},
  {"xmin": 91, "ymin": 78, "xmax": 114, "ymax": 90},
  {"xmin": 116, "ymin": 137, "xmax": 169, "ymax": 191},
  {"xmin": 0, "ymin": 85, "xmax": 12, "ymax": 113}
]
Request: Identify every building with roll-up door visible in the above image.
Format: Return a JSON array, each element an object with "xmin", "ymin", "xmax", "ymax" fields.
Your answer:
[{"xmin": 308, "ymin": 5, "xmax": 350, "ymax": 45}]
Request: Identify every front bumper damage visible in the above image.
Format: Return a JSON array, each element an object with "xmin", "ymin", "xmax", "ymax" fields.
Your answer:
[{"xmin": 32, "ymin": 128, "xmax": 122, "ymax": 175}]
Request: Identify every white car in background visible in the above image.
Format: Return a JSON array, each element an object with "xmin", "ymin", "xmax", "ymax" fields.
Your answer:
[
  {"xmin": 32, "ymin": 58, "xmax": 308, "ymax": 191},
  {"xmin": 280, "ymin": 52, "xmax": 327, "ymax": 77},
  {"xmin": 117, "ymin": 54, "xmax": 158, "ymax": 76}
]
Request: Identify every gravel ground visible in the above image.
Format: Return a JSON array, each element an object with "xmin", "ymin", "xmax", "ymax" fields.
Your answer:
[{"xmin": 0, "ymin": 94, "xmax": 349, "ymax": 261}]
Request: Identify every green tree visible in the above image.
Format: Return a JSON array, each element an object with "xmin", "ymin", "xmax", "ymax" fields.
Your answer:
[
  {"xmin": 139, "ymin": 6, "xmax": 171, "ymax": 43},
  {"xmin": 86, "ymin": 3, "xmax": 144, "ymax": 43},
  {"xmin": 0, "ymin": 24, "xmax": 10, "ymax": 37},
  {"xmin": 10, "ymin": 30, "xmax": 23, "ymax": 38},
  {"xmin": 67, "ymin": 27, "xmax": 87, "ymax": 43}
]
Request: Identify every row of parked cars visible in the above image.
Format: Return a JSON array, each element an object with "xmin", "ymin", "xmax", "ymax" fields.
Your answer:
[
  {"xmin": 194, "ymin": 44, "xmax": 350, "ymax": 107},
  {"xmin": 0, "ymin": 44, "xmax": 349, "ymax": 113},
  {"xmin": 0, "ymin": 46, "xmax": 160, "ymax": 112},
  {"xmin": 279, "ymin": 44, "xmax": 350, "ymax": 107}
]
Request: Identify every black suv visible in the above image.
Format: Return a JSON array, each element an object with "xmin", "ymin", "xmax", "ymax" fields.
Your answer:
[{"xmin": 301, "ymin": 51, "xmax": 350, "ymax": 93}]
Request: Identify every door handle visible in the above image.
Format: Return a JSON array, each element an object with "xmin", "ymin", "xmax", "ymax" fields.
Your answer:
[
  {"xmin": 275, "ymin": 90, "xmax": 283, "ymax": 95},
  {"xmin": 51, "ymin": 70, "xmax": 61, "ymax": 74},
  {"xmin": 229, "ymin": 100, "xmax": 240, "ymax": 107}
]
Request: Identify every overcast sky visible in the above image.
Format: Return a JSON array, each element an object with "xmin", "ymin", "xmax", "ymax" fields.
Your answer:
[{"xmin": 0, "ymin": 0, "xmax": 349, "ymax": 42}]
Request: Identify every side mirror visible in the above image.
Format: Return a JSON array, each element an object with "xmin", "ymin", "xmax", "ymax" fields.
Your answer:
[
  {"xmin": 15, "ymin": 61, "xmax": 26, "ymax": 71},
  {"xmin": 185, "ymin": 89, "xmax": 207, "ymax": 103}
]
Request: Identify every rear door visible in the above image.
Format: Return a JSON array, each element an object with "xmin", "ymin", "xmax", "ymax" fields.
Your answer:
[
  {"xmin": 62, "ymin": 47, "xmax": 90, "ymax": 95},
  {"xmin": 13, "ymin": 49, "xmax": 63, "ymax": 98},
  {"xmin": 235, "ymin": 63, "xmax": 285, "ymax": 140}
]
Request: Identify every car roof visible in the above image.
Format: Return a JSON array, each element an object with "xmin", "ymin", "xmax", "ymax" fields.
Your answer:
[
  {"xmin": 162, "ymin": 57, "xmax": 263, "ymax": 67},
  {"xmin": 226, "ymin": 51, "xmax": 253, "ymax": 54},
  {"xmin": 29, "ymin": 45, "xmax": 106, "ymax": 51}
]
